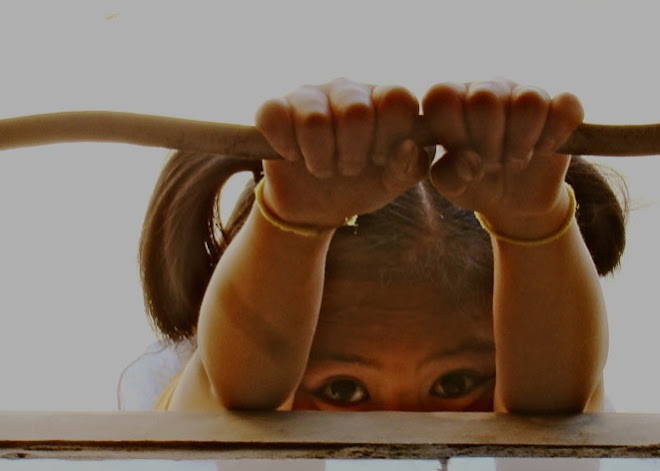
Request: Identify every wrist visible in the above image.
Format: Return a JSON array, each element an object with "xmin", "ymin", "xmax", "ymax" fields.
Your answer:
[
  {"xmin": 254, "ymin": 179, "xmax": 357, "ymax": 238},
  {"xmin": 475, "ymin": 183, "xmax": 576, "ymax": 247}
]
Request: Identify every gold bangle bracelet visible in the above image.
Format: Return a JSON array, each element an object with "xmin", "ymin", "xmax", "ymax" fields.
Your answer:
[
  {"xmin": 253, "ymin": 179, "xmax": 357, "ymax": 237},
  {"xmin": 474, "ymin": 183, "xmax": 577, "ymax": 247}
]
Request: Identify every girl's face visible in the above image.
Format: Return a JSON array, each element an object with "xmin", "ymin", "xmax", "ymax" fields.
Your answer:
[{"xmin": 293, "ymin": 278, "xmax": 495, "ymax": 411}]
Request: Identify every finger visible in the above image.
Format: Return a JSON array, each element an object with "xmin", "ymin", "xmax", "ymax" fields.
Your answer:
[
  {"xmin": 287, "ymin": 86, "xmax": 336, "ymax": 178},
  {"xmin": 503, "ymin": 85, "xmax": 550, "ymax": 171},
  {"xmin": 429, "ymin": 148, "xmax": 484, "ymax": 200},
  {"xmin": 464, "ymin": 81, "xmax": 510, "ymax": 170},
  {"xmin": 422, "ymin": 82, "xmax": 470, "ymax": 150},
  {"xmin": 515, "ymin": 92, "xmax": 582, "ymax": 209},
  {"xmin": 381, "ymin": 139, "xmax": 430, "ymax": 194},
  {"xmin": 255, "ymin": 97, "xmax": 302, "ymax": 162},
  {"xmin": 371, "ymin": 85, "xmax": 419, "ymax": 165},
  {"xmin": 535, "ymin": 92, "xmax": 584, "ymax": 156},
  {"xmin": 328, "ymin": 79, "xmax": 375, "ymax": 176}
]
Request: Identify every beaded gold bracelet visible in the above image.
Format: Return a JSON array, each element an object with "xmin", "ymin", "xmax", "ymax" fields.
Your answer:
[
  {"xmin": 474, "ymin": 182, "xmax": 577, "ymax": 247},
  {"xmin": 253, "ymin": 179, "xmax": 357, "ymax": 237}
]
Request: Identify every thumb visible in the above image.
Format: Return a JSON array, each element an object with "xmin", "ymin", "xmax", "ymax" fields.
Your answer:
[
  {"xmin": 381, "ymin": 139, "xmax": 431, "ymax": 194},
  {"xmin": 430, "ymin": 148, "xmax": 484, "ymax": 199}
]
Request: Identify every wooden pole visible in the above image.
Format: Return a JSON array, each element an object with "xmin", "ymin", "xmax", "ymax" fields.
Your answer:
[{"xmin": 0, "ymin": 111, "xmax": 658, "ymax": 157}]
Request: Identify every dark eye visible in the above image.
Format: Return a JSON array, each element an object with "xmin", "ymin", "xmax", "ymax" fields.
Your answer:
[
  {"xmin": 315, "ymin": 377, "xmax": 369, "ymax": 405},
  {"xmin": 430, "ymin": 371, "xmax": 487, "ymax": 399}
]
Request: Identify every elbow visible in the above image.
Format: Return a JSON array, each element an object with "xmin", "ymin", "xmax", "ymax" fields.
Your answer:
[
  {"xmin": 202, "ymin": 363, "xmax": 291, "ymax": 411},
  {"xmin": 496, "ymin": 335, "xmax": 608, "ymax": 415},
  {"xmin": 500, "ymin": 393, "xmax": 589, "ymax": 415},
  {"xmin": 496, "ymin": 373, "xmax": 601, "ymax": 415},
  {"xmin": 218, "ymin": 398, "xmax": 281, "ymax": 411},
  {"xmin": 199, "ymin": 351, "xmax": 293, "ymax": 411},
  {"xmin": 215, "ymin": 385, "xmax": 289, "ymax": 411}
]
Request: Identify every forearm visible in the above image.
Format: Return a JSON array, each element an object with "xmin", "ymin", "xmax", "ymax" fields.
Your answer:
[
  {"xmin": 492, "ymin": 220, "xmax": 608, "ymax": 413},
  {"xmin": 197, "ymin": 206, "xmax": 334, "ymax": 409}
]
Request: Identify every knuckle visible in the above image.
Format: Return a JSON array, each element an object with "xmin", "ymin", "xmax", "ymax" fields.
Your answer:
[
  {"xmin": 290, "ymin": 85, "xmax": 328, "ymax": 108},
  {"xmin": 255, "ymin": 98, "xmax": 286, "ymax": 126},
  {"xmin": 512, "ymin": 86, "xmax": 549, "ymax": 109},
  {"xmin": 259, "ymin": 97, "xmax": 286, "ymax": 113},
  {"xmin": 333, "ymin": 83, "xmax": 371, "ymax": 103},
  {"xmin": 555, "ymin": 92, "xmax": 584, "ymax": 123},
  {"xmin": 330, "ymin": 83, "xmax": 374, "ymax": 120},
  {"xmin": 378, "ymin": 85, "xmax": 419, "ymax": 116},
  {"xmin": 299, "ymin": 110, "xmax": 330, "ymax": 129},
  {"xmin": 423, "ymin": 83, "xmax": 455, "ymax": 110},
  {"xmin": 382, "ymin": 84, "xmax": 416, "ymax": 104},
  {"xmin": 467, "ymin": 81, "xmax": 509, "ymax": 105},
  {"xmin": 337, "ymin": 99, "xmax": 372, "ymax": 122},
  {"xmin": 514, "ymin": 85, "xmax": 548, "ymax": 99}
]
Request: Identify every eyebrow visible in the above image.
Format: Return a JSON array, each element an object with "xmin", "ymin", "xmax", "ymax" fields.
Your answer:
[
  {"xmin": 421, "ymin": 338, "xmax": 495, "ymax": 367},
  {"xmin": 310, "ymin": 338, "xmax": 495, "ymax": 369},
  {"xmin": 309, "ymin": 352, "xmax": 382, "ymax": 368}
]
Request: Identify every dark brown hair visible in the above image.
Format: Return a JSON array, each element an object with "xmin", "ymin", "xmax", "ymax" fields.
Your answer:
[{"xmin": 139, "ymin": 153, "xmax": 627, "ymax": 341}]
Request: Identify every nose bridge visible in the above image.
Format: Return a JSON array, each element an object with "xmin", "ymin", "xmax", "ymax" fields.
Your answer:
[
  {"xmin": 386, "ymin": 396, "xmax": 423, "ymax": 412},
  {"xmin": 378, "ymin": 367, "xmax": 426, "ymax": 412},
  {"xmin": 380, "ymin": 389, "xmax": 425, "ymax": 412}
]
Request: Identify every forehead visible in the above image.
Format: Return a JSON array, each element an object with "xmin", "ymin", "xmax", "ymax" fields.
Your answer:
[{"xmin": 316, "ymin": 278, "xmax": 493, "ymax": 348}]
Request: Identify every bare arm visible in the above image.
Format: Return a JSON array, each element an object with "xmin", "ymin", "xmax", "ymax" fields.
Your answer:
[
  {"xmin": 488, "ymin": 194, "xmax": 608, "ymax": 413},
  {"xmin": 179, "ymin": 79, "xmax": 427, "ymax": 410},
  {"xmin": 196, "ymin": 207, "xmax": 334, "ymax": 409},
  {"xmin": 423, "ymin": 79, "xmax": 608, "ymax": 413}
]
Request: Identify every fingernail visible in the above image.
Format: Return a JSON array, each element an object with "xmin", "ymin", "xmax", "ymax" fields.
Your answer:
[
  {"xmin": 456, "ymin": 150, "xmax": 483, "ymax": 182},
  {"xmin": 310, "ymin": 167, "xmax": 334, "ymax": 179},
  {"xmin": 341, "ymin": 163, "xmax": 364, "ymax": 177},
  {"xmin": 400, "ymin": 140, "xmax": 421, "ymax": 175},
  {"xmin": 507, "ymin": 149, "xmax": 533, "ymax": 171},
  {"xmin": 384, "ymin": 139, "xmax": 417, "ymax": 182},
  {"xmin": 398, "ymin": 139, "xmax": 416, "ymax": 157}
]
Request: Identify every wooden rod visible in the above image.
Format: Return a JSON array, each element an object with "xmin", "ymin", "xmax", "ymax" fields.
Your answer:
[{"xmin": 0, "ymin": 111, "xmax": 659, "ymax": 157}]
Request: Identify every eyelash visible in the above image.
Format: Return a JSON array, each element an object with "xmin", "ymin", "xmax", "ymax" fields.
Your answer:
[
  {"xmin": 429, "ymin": 370, "xmax": 490, "ymax": 399},
  {"xmin": 314, "ymin": 377, "xmax": 370, "ymax": 406},
  {"xmin": 313, "ymin": 370, "xmax": 491, "ymax": 406}
]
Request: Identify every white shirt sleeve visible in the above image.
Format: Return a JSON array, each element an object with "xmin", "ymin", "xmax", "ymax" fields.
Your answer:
[{"xmin": 117, "ymin": 337, "xmax": 197, "ymax": 411}]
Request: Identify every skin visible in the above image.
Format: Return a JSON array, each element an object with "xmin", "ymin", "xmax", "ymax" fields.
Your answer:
[
  {"xmin": 167, "ymin": 77, "xmax": 607, "ymax": 413},
  {"xmin": 293, "ymin": 279, "xmax": 496, "ymax": 412}
]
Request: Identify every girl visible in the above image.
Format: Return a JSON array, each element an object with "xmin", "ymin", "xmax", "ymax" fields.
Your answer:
[{"xmin": 127, "ymin": 78, "xmax": 626, "ymax": 413}]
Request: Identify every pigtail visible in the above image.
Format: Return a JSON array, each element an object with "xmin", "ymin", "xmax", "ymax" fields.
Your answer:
[
  {"xmin": 139, "ymin": 151, "xmax": 262, "ymax": 341},
  {"xmin": 566, "ymin": 156, "xmax": 628, "ymax": 276}
]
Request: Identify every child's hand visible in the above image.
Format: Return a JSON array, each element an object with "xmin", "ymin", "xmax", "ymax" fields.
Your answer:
[
  {"xmin": 255, "ymin": 78, "xmax": 429, "ymax": 229},
  {"xmin": 422, "ymin": 79, "xmax": 583, "ymax": 239}
]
